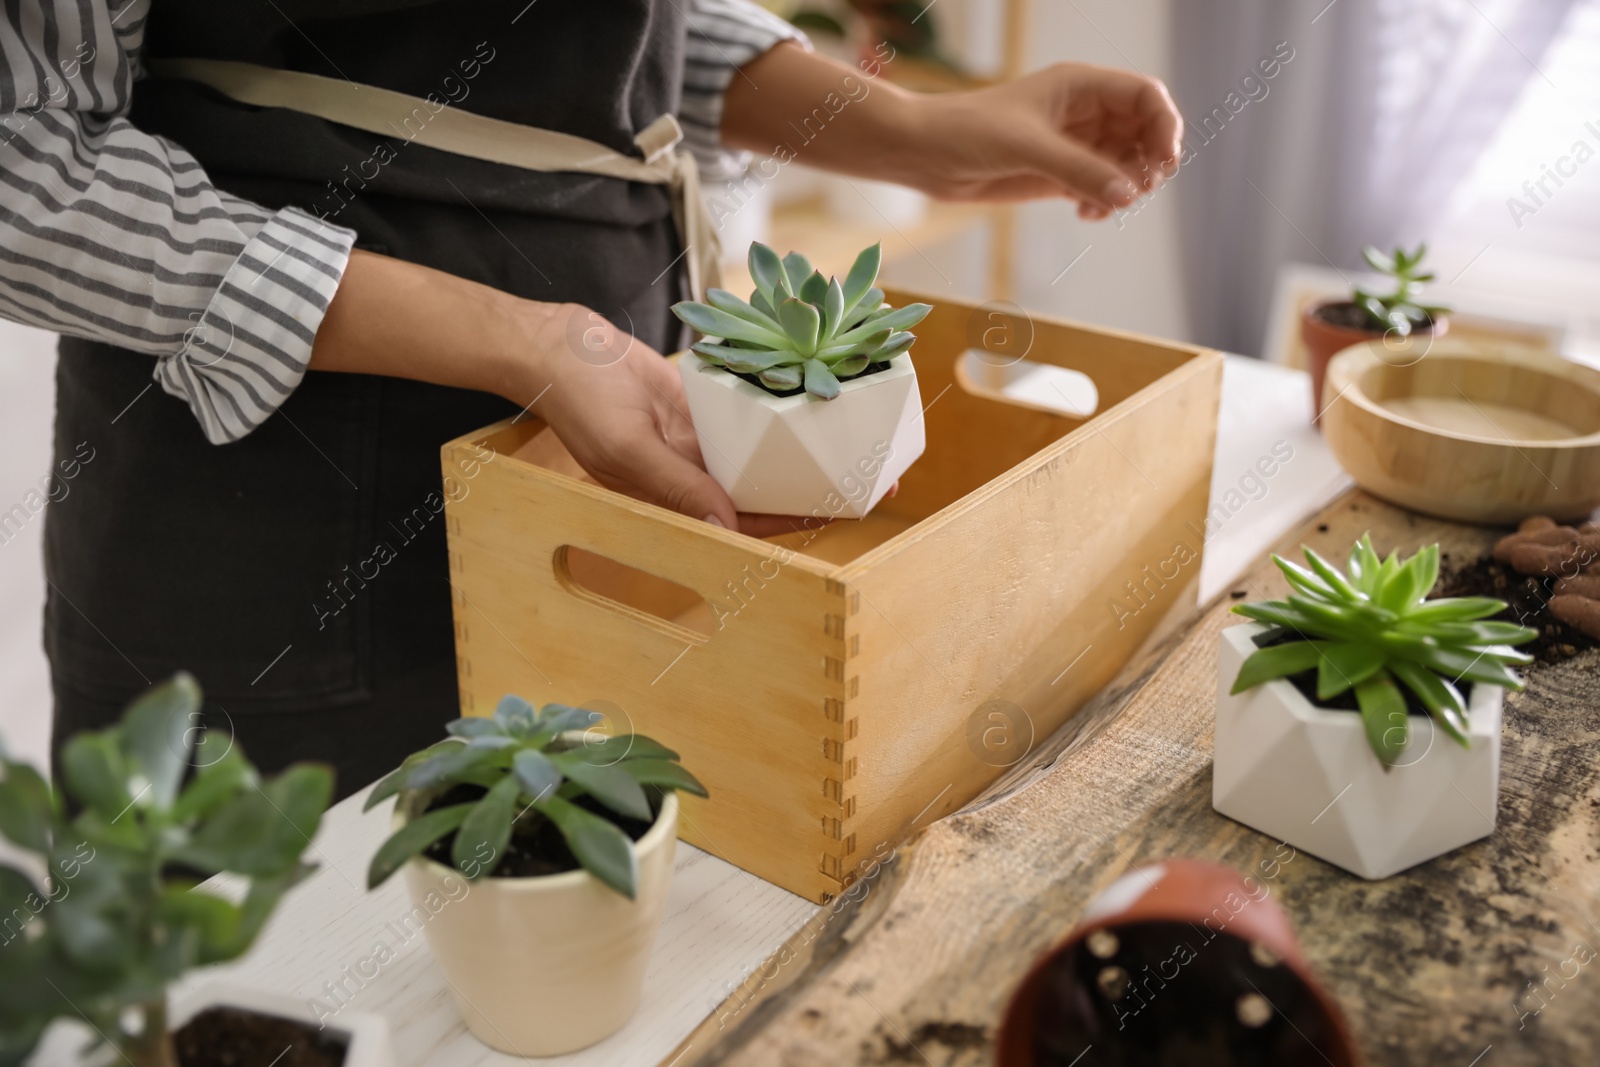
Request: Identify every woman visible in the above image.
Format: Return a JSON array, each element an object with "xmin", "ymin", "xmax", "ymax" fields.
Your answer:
[{"xmin": 1, "ymin": 0, "xmax": 1181, "ymax": 796}]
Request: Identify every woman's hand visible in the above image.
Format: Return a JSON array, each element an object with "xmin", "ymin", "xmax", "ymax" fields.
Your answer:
[
  {"xmin": 722, "ymin": 44, "xmax": 1182, "ymax": 221},
  {"xmin": 891, "ymin": 64, "xmax": 1183, "ymax": 219},
  {"xmin": 310, "ymin": 251, "xmax": 804, "ymax": 536}
]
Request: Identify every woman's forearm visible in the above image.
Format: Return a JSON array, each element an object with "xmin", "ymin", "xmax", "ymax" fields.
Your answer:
[
  {"xmin": 309, "ymin": 249, "xmax": 554, "ymax": 407},
  {"xmin": 718, "ymin": 41, "xmax": 926, "ymax": 187}
]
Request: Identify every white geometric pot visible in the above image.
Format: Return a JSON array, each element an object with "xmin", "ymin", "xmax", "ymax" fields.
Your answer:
[
  {"xmin": 1213, "ymin": 622, "xmax": 1503, "ymax": 881},
  {"xmin": 678, "ymin": 353, "xmax": 925, "ymax": 518},
  {"xmin": 171, "ymin": 983, "xmax": 394, "ymax": 1067},
  {"xmin": 397, "ymin": 792, "xmax": 678, "ymax": 1056}
]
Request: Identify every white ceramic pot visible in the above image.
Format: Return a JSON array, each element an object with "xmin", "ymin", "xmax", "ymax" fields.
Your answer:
[
  {"xmin": 170, "ymin": 983, "xmax": 394, "ymax": 1067},
  {"xmin": 678, "ymin": 353, "xmax": 925, "ymax": 518},
  {"xmin": 398, "ymin": 792, "xmax": 678, "ymax": 1057},
  {"xmin": 1212, "ymin": 622, "xmax": 1503, "ymax": 880}
]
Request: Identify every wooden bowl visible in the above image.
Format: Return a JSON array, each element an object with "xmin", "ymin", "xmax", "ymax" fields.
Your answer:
[{"xmin": 1322, "ymin": 340, "xmax": 1600, "ymax": 524}]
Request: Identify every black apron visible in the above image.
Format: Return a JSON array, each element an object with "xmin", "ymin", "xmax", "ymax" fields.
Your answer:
[{"xmin": 45, "ymin": 0, "xmax": 689, "ymax": 797}]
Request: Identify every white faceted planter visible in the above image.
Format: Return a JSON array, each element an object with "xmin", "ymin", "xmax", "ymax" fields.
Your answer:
[
  {"xmin": 1213, "ymin": 622, "xmax": 1503, "ymax": 880},
  {"xmin": 678, "ymin": 353, "xmax": 925, "ymax": 518}
]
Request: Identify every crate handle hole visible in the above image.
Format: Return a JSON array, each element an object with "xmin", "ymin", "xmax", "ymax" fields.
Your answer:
[
  {"xmin": 553, "ymin": 545, "xmax": 716, "ymax": 641},
  {"xmin": 955, "ymin": 349, "xmax": 1099, "ymax": 418}
]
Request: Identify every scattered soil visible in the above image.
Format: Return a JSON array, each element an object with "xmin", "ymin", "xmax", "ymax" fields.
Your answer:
[
  {"xmin": 1435, "ymin": 553, "xmax": 1597, "ymax": 665},
  {"xmin": 174, "ymin": 1007, "xmax": 346, "ymax": 1067},
  {"xmin": 422, "ymin": 783, "xmax": 656, "ymax": 878},
  {"xmin": 1312, "ymin": 300, "xmax": 1438, "ymax": 333}
]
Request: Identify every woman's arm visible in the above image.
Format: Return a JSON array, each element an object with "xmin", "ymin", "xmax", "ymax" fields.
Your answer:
[
  {"xmin": 0, "ymin": 2, "xmax": 356, "ymax": 444},
  {"xmin": 308, "ymin": 250, "xmax": 771, "ymax": 533},
  {"xmin": 720, "ymin": 41, "xmax": 1183, "ymax": 220}
]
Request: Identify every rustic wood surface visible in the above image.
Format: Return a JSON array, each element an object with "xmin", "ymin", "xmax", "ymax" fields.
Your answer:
[{"xmin": 675, "ymin": 489, "xmax": 1600, "ymax": 1067}]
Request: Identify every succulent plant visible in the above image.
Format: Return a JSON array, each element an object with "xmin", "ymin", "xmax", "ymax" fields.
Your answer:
[
  {"xmin": 1352, "ymin": 243, "xmax": 1450, "ymax": 336},
  {"xmin": 366, "ymin": 697, "xmax": 706, "ymax": 899},
  {"xmin": 1230, "ymin": 536, "xmax": 1537, "ymax": 765},
  {"xmin": 0, "ymin": 674, "xmax": 332, "ymax": 1067},
  {"xmin": 672, "ymin": 241, "xmax": 931, "ymax": 400}
]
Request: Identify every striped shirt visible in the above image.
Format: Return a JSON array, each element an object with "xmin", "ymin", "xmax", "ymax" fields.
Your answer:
[{"xmin": 0, "ymin": 0, "xmax": 803, "ymax": 444}]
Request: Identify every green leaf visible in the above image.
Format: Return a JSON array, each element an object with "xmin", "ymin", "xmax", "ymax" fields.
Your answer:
[
  {"xmin": 452, "ymin": 775, "xmax": 517, "ymax": 876},
  {"xmin": 122, "ymin": 672, "xmax": 202, "ymax": 811},
  {"xmin": 157, "ymin": 886, "xmax": 242, "ymax": 966},
  {"xmin": 494, "ymin": 695, "xmax": 538, "ymax": 736},
  {"xmin": 804, "ymin": 359, "xmax": 842, "ymax": 399},
  {"xmin": 866, "ymin": 331, "xmax": 916, "ymax": 362},
  {"xmin": 256, "ymin": 763, "xmax": 333, "ymax": 867},
  {"xmin": 60, "ymin": 732, "xmax": 131, "ymax": 819},
  {"xmin": 569, "ymin": 734, "xmax": 680, "ymax": 764},
  {"xmin": 1230, "ymin": 600, "xmax": 1322, "ymax": 633},
  {"xmin": 759, "ymin": 366, "xmax": 802, "ymax": 392},
  {"xmin": 831, "ymin": 354, "xmax": 871, "ymax": 378},
  {"xmin": 843, "ymin": 288, "xmax": 886, "ymax": 329},
  {"xmin": 1361, "ymin": 246, "xmax": 1395, "ymax": 273},
  {"xmin": 446, "ymin": 718, "xmax": 502, "ymax": 740},
  {"xmin": 1377, "ymin": 544, "xmax": 1434, "ymax": 611},
  {"xmin": 799, "ymin": 270, "xmax": 828, "ymax": 307},
  {"xmin": 1230, "ymin": 640, "xmax": 1323, "ymax": 693},
  {"xmin": 513, "ymin": 748, "xmax": 563, "ymax": 801},
  {"xmin": 404, "ymin": 742, "xmax": 498, "ymax": 792},
  {"xmin": 834, "ymin": 303, "xmax": 931, "ymax": 346},
  {"xmin": 618, "ymin": 759, "xmax": 709, "ymax": 797},
  {"xmin": 1314, "ymin": 641, "xmax": 1387, "ymax": 700},
  {"xmin": 672, "ymin": 301, "xmax": 788, "ymax": 347},
  {"xmin": 1403, "ymin": 597, "xmax": 1507, "ymax": 624},
  {"xmin": 1390, "ymin": 661, "xmax": 1469, "ymax": 747},
  {"xmin": 537, "ymin": 703, "xmax": 604, "ymax": 736},
  {"xmin": 778, "ymin": 298, "xmax": 821, "ymax": 355},
  {"xmin": 748, "ymin": 241, "xmax": 790, "ymax": 303},
  {"xmin": 1272, "ymin": 555, "xmax": 1338, "ymax": 601},
  {"xmin": 367, "ymin": 802, "xmax": 475, "ymax": 889},
  {"xmin": 840, "ymin": 242, "xmax": 882, "ymax": 318},
  {"xmin": 0, "ymin": 764, "xmax": 55, "ymax": 852},
  {"xmin": 822, "ymin": 277, "xmax": 845, "ymax": 339},
  {"xmin": 1355, "ymin": 671, "xmax": 1409, "ymax": 765},
  {"xmin": 0, "ymin": 863, "xmax": 40, "ymax": 917},
  {"xmin": 781, "ymin": 251, "xmax": 813, "ymax": 294},
  {"xmin": 169, "ymin": 744, "xmax": 252, "ymax": 824},
  {"xmin": 549, "ymin": 753, "xmax": 652, "ymax": 821},
  {"xmin": 1403, "ymin": 620, "xmax": 1538, "ymax": 645},
  {"xmin": 706, "ymin": 287, "xmax": 784, "ymax": 330},
  {"xmin": 537, "ymin": 795, "xmax": 637, "ymax": 898},
  {"xmin": 723, "ymin": 349, "xmax": 795, "ymax": 373},
  {"xmin": 1300, "ymin": 547, "xmax": 1362, "ymax": 602}
]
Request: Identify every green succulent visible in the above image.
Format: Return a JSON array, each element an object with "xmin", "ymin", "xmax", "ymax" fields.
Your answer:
[
  {"xmin": 672, "ymin": 241, "xmax": 932, "ymax": 400},
  {"xmin": 366, "ymin": 696, "xmax": 707, "ymax": 899},
  {"xmin": 0, "ymin": 674, "xmax": 333, "ymax": 1067},
  {"xmin": 1230, "ymin": 536, "xmax": 1537, "ymax": 766},
  {"xmin": 1352, "ymin": 243, "xmax": 1450, "ymax": 336}
]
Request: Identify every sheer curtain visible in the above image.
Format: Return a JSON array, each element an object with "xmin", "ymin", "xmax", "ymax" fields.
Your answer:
[{"xmin": 1166, "ymin": 0, "xmax": 1580, "ymax": 355}]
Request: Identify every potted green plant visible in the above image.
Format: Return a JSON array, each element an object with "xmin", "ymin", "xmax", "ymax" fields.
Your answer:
[
  {"xmin": 1301, "ymin": 244, "xmax": 1450, "ymax": 419},
  {"xmin": 364, "ymin": 697, "xmax": 707, "ymax": 1056},
  {"xmin": 1213, "ymin": 536, "xmax": 1536, "ymax": 879},
  {"xmin": 0, "ymin": 675, "xmax": 387, "ymax": 1067},
  {"xmin": 671, "ymin": 241, "xmax": 932, "ymax": 518}
]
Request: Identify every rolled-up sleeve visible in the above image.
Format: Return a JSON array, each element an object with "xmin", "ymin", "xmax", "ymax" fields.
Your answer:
[
  {"xmin": 680, "ymin": 0, "xmax": 809, "ymax": 182},
  {"xmin": 0, "ymin": 0, "xmax": 356, "ymax": 444}
]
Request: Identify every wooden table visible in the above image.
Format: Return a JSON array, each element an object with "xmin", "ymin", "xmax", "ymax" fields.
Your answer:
[
  {"xmin": 30, "ymin": 357, "xmax": 1362, "ymax": 1066},
  {"xmin": 677, "ymin": 490, "xmax": 1600, "ymax": 1067}
]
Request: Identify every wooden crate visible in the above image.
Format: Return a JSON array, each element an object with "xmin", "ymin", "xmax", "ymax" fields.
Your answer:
[{"xmin": 440, "ymin": 291, "xmax": 1223, "ymax": 903}]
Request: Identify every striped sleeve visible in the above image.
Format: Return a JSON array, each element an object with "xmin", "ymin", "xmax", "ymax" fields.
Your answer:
[
  {"xmin": 681, "ymin": 0, "xmax": 810, "ymax": 182},
  {"xmin": 0, "ymin": 0, "xmax": 356, "ymax": 445}
]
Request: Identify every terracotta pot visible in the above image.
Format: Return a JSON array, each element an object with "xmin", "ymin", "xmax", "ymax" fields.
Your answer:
[
  {"xmin": 996, "ymin": 858, "xmax": 1360, "ymax": 1067},
  {"xmin": 396, "ymin": 791, "xmax": 678, "ymax": 1056},
  {"xmin": 1301, "ymin": 302, "xmax": 1447, "ymax": 425}
]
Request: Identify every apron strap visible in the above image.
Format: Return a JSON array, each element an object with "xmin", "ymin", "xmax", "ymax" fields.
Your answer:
[{"xmin": 148, "ymin": 58, "xmax": 722, "ymax": 301}]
